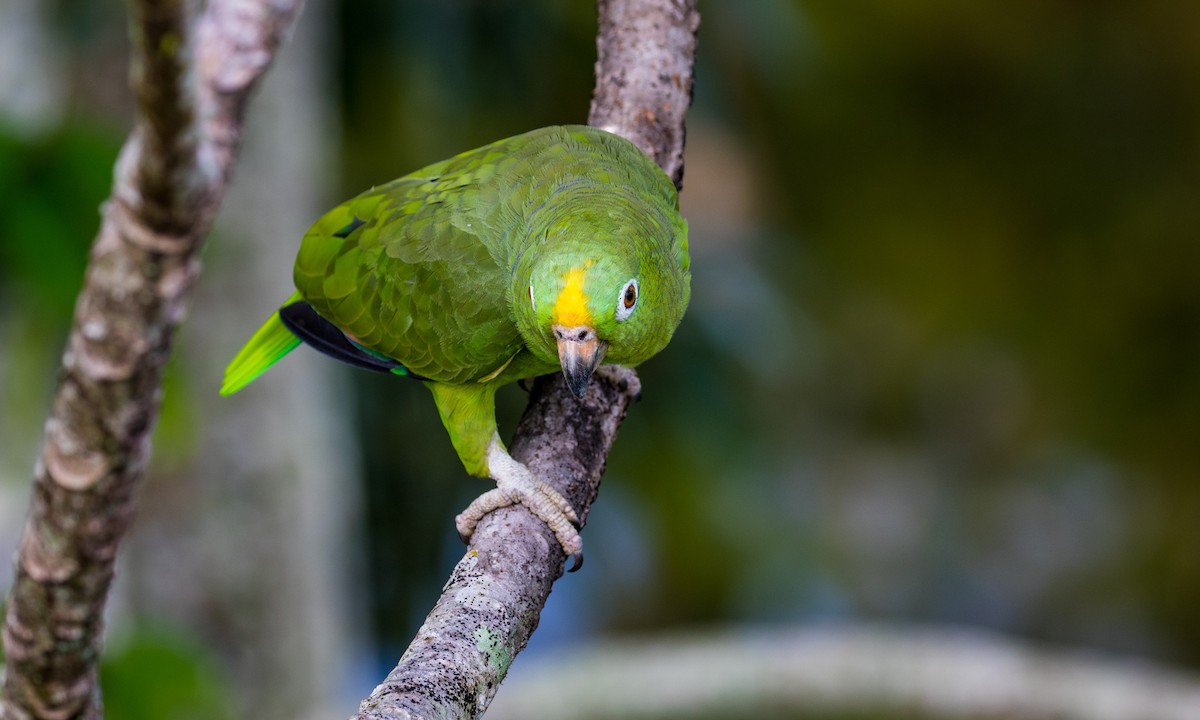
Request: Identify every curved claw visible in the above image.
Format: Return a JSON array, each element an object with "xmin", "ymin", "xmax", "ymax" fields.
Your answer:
[{"xmin": 454, "ymin": 437, "xmax": 587, "ymax": 572}]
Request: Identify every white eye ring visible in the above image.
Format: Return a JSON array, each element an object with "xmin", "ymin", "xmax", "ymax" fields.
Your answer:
[
  {"xmin": 529, "ymin": 284, "xmax": 536, "ymax": 312},
  {"xmin": 616, "ymin": 278, "xmax": 638, "ymax": 321}
]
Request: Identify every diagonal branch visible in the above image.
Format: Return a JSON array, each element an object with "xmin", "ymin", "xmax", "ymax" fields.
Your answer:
[
  {"xmin": 0, "ymin": 0, "xmax": 303, "ymax": 717},
  {"xmin": 353, "ymin": 1, "xmax": 699, "ymax": 718}
]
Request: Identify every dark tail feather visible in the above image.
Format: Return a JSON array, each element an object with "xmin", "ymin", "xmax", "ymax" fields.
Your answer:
[{"xmin": 278, "ymin": 301, "xmax": 411, "ymax": 375}]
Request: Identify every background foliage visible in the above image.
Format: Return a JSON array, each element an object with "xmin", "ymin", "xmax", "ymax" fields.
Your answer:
[{"xmin": 1, "ymin": 0, "xmax": 1198, "ymax": 717}]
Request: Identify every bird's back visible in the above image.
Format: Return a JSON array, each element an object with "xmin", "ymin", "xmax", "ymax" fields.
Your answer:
[{"xmin": 292, "ymin": 126, "xmax": 679, "ymax": 384}]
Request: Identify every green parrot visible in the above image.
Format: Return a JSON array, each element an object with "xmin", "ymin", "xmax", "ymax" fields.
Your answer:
[{"xmin": 221, "ymin": 125, "xmax": 690, "ymax": 569}]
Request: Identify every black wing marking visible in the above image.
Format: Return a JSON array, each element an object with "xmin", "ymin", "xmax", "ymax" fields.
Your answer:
[{"xmin": 278, "ymin": 301, "xmax": 423, "ymax": 379}]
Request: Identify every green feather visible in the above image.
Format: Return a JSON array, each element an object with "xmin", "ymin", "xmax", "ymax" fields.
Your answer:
[
  {"xmin": 220, "ymin": 291, "xmax": 303, "ymax": 396},
  {"xmin": 223, "ymin": 126, "xmax": 690, "ymax": 479}
]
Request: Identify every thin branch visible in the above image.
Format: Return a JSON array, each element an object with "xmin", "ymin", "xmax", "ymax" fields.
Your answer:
[
  {"xmin": 489, "ymin": 625, "xmax": 1200, "ymax": 720},
  {"xmin": 0, "ymin": 0, "xmax": 302, "ymax": 717},
  {"xmin": 353, "ymin": 1, "xmax": 699, "ymax": 718}
]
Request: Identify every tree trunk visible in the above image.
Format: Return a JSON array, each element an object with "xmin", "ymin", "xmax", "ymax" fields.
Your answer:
[{"xmin": 1, "ymin": 1, "xmax": 305, "ymax": 717}]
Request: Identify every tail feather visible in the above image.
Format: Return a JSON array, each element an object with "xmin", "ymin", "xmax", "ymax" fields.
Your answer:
[
  {"xmin": 220, "ymin": 292, "xmax": 303, "ymax": 396},
  {"xmin": 276, "ymin": 300, "xmax": 420, "ymax": 377}
]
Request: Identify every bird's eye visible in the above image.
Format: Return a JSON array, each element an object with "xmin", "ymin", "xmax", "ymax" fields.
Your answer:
[
  {"xmin": 529, "ymin": 284, "xmax": 536, "ymax": 311},
  {"xmin": 616, "ymin": 278, "xmax": 638, "ymax": 321}
]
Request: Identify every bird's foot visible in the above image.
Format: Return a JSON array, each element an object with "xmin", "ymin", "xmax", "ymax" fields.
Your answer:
[{"xmin": 456, "ymin": 439, "xmax": 583, "ymax": 571}]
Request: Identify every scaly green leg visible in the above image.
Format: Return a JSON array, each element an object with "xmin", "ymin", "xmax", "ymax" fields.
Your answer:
[{"xmin": 427, "ymin": 382, "xmax": 583, "ymax": 570}]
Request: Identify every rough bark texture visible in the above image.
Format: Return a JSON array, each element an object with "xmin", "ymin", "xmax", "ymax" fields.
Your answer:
[
  {"xmin": 356, "ymin": 368, "xmax": 642, "ymax": 719},
  {"xmin": 0, "ymin": 0, "xmax": 303, "ymax": 717},
  {"xmin": 353, "ymin": 1, "xmax": 699, "ymax": 718},
  {"xmin": 589, "ymin": 0, "xmax": 700, "ymax": 190}
]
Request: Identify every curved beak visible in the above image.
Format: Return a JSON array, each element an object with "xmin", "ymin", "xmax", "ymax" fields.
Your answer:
[{"xmin": 554, "ymin": 324, "xmax": 607, "ymax": 398}]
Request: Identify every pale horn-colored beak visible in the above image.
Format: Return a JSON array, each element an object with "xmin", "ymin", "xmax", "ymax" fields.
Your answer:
[{"xmin": 553, "ymin": 324, "xmax": 607, "ymax": 398}]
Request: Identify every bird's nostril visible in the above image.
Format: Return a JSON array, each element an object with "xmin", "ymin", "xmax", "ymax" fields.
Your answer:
[{"xmin": 553, "ymin": 326, "xmax": 593, "ymax": 342}]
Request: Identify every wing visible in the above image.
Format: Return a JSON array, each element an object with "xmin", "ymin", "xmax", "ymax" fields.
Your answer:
[
  {"xmin": 293, "ymin": 169, "xmax": 523, "ymax": 385},
  {"xmin": 291, "ymin": 125, "xmax": 679, "ymax": 384}
]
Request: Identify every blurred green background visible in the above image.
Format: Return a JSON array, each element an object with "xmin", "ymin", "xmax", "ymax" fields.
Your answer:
[{"xmin": 2, "ymin": 0, "xmax": 1199, "ymax": 718}]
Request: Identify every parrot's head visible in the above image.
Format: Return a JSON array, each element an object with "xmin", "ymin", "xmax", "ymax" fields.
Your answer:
[{"xmin": 516, "ymin": 201, "xmax": 690, "ymax": 399}]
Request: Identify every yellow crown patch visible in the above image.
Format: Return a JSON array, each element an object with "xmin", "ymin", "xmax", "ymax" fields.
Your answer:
[{"xmin": 553, "ymin": 263, "xmax": 594, "ymax": 327}]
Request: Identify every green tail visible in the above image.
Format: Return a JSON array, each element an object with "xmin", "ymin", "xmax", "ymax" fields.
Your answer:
[{"xmin": 220, "ymin": 292, "xmax": 303, "ymax": 396}]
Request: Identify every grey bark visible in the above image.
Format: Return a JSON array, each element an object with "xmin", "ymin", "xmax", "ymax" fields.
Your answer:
[
  {"xmin": 352, "ymin": 1, "xmax": 700, "ymax": 718},
  {"xmin": 589, "ymin": 0, "xmax": 700, "ymax": 189},
  {"xmin": 0, "ymin": 0, "xmax": 303, "ymax": 717}
]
